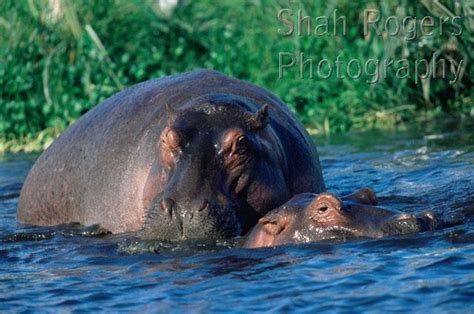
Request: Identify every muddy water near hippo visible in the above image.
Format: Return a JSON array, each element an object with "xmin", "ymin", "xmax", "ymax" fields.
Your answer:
[{"xmin": 1, "ymin": 126, "xmax": 474, "ymax": 312}]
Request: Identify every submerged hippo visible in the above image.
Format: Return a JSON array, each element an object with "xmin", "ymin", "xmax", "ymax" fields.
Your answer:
[
  {"xmin": 244, "ymin": 188, "xmax": 443, "ymax": 248},
  {"xmin": 18, "ymin": 70, "xmax": 325, "ymax": 240}
]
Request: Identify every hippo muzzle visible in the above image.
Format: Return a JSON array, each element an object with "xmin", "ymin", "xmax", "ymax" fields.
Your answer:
[{"xmin": 141, "ymin": 196, "xmax": 243, "ymax": 240}]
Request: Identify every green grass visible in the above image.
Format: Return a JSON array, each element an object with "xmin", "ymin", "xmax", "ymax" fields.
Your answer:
[{"xmin": 0, "ymin": 0, "xmax": 472, "ymax": 152}]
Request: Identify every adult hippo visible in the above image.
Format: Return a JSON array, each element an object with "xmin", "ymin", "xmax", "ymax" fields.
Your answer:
[
  {"xmin": 244, "ymin": 188, "xmax": 447, "ymax": 248},
  {"xmin": 18, "ymin": 70, "xmax": 325, "ymax": 240}
]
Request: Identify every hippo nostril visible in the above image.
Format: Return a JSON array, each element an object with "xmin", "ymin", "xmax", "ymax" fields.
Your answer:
[
  {"xmin": 197, "ymin": 199, "xmax": 209, "ymax": 212},
  {"xmin": 160, "ymin": 198, "xmax": 174, "ymax": 217}
]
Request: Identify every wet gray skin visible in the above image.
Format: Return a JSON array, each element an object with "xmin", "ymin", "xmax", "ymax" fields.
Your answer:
[
  {"xmin": 243, "ymin": 188, "xmax": 442, "ymax": 248},
  {"xmin": 18, "ymin": 70, "xmax": 325, "ymax": 241}
]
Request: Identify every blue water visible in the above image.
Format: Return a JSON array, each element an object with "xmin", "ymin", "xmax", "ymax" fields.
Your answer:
[{"xmin": 1, "ymin": 126, "xmax": 474, "ymax": 312}]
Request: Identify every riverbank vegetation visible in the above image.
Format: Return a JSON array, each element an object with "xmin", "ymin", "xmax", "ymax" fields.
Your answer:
[{"xmin": 1, "ymin": 0, "xmax": 472, "ymax": 152}]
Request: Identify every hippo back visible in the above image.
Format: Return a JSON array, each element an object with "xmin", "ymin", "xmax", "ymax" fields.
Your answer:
[{"xmin": 18, "ymin": 70, "xmax": 324, "ymax": 233}]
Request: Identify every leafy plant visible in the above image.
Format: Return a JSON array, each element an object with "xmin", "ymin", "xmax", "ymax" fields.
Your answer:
[{"xmin": 0, "ymin": 0, "xmax": 472, "ymax": 152}]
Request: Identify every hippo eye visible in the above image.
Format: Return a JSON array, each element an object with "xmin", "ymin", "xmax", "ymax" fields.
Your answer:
[
  {"xmin": 227, "ymin": 135, "xmax": 252, "ymax": 169},
  {"xmin": 221, "ymin": 129, "xmax": 253, "ymax": 159},
  {"xmin": 161, "ymin": 127, "xmax": 181, "ymax": 152},
  {"xmin": 310, "ymin": 205, "xmax": 330, "ymax": 220},
  {"xmin": 318, "ymin": 206, "xmax": 328, "ymax": 213},
  {"xmin": 234, "ymin": 135, "xmax": 249, "ymax": 153},
  {"xmin": 160, "ymin": 127, "xmax": 182, "ymax": 167}
]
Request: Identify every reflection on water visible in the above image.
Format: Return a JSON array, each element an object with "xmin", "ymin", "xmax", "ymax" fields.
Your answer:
[{"xmin": 0, "ymin": 125, "xmax": 473, "ymax": 312}]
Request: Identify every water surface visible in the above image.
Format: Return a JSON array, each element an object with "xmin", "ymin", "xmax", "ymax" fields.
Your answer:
[{"xmin": 1, "ymin": 125, "xmax": 473, "ymax": 312}]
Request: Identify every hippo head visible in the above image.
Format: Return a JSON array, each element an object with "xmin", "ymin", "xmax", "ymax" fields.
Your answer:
[
  {"xmin": 243, "ymin": 188, "xmax": 444, "ymax": 248},
  {"xmin": 243, "ymin": 189, "xmax": 403, "ymax": 248},
  {"xmin": 141, "ymin": 95, "xmax": 290, "ymax": 241}
]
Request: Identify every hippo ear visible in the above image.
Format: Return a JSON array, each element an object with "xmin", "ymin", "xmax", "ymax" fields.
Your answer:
[
  {"xmin": 165, "ymin": 104, "xmax": 178, "ymax": 124},
  {"xmin": 248, "ymin": 104, "xmax": 269, "ymax": 130},
  {"xmin": 310, "ymin": 193, "xmax": 343, "ymax": 216},
  {"xmin": 342, "ymin": 187, "xmax": 378, "ymax": 206}
]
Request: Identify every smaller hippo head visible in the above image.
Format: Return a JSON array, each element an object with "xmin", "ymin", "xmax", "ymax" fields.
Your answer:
[
  {"xmin": 243, "ymin": 188, "xmax": 439, "ymax": 248},
  {"xmin": 141, "ymin": 95, "xmax": 291, "ymax": 241}
]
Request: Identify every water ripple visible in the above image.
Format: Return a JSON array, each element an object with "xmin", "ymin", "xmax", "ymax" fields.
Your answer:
[{"xmin": 1, "ymin": 129, "xmax": 474, "ymax": 312}]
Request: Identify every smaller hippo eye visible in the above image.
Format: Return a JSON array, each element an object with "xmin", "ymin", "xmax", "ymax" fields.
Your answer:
[{"xmin": 318, "ymin": 206, "xmax": 328, "ymax": 213}]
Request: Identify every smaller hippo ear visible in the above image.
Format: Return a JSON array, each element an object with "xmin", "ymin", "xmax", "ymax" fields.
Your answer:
[
  {"xmin": 248, "ymin": 104, "xmax": 269, "ymax": 130},
  {"xmin": 343, "ymin": 187, "xmax": 378, "ymax": 206},
  {"xmin": 310, "ymin": 193, "xmax": 343, "ymax": 214}
]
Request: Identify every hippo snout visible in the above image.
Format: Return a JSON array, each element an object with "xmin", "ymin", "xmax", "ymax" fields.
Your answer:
[
  {"xmin": 159, "ymin": 198, "xmax": 209, "ymax": 217},
  {"xmin": 141, "ymin": 197, "xmax": 242, "ymax": 241},
  {"xmin": 155, "ymin": 197, "xmax": 212, "ymax": 237}
]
